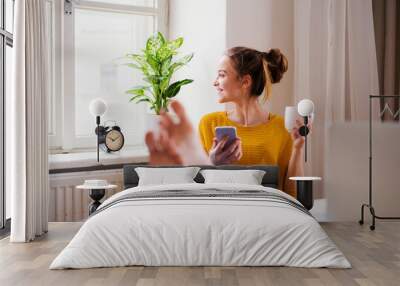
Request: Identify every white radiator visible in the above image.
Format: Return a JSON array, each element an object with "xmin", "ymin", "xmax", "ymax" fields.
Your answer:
[{"xmin": 49, "ymin": 169, "xmax": 124, "ymax": 222}]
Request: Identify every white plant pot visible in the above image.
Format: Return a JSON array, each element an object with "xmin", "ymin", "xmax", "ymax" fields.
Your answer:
[
  {"xmin": 145, "ymin": 113, "xmax": 161, "ymax": 135},
  {"xmin": 145, "ymin": 112, "xmax": 179, "ymax": 136}
]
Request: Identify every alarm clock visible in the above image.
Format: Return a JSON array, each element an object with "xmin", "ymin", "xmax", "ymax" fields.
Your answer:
[{"xmin": 95, "ymin": 121, "xmax": 125, "ymax": 153}]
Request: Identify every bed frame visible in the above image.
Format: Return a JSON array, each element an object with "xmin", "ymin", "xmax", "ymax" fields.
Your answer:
[{"xmin": 123, "ymin": 165, "xmax": 279, "ymax": 189}]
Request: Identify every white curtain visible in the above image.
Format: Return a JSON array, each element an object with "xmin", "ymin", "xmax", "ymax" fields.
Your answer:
[
  {"xmin": 8, "ymin": 0, "xmax": 49, "ymax": 242},
  {"xmin": 294, "ymin": 0, "xmax": 380, "ymax": 196}
]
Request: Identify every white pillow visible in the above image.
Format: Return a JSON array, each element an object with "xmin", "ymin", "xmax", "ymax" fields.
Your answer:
[
  {"xmin": 135, "ymin": 167, "xmax": 201, "ymax": 186},
  {"xmin": 200, "ymin": 169, "xmax": 266, "ymax": 185}
]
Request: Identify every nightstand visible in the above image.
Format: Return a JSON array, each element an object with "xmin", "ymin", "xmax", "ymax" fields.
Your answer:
[{"xmin": 289, "ymin": 176, "xmax": 322, "ymax": 210}]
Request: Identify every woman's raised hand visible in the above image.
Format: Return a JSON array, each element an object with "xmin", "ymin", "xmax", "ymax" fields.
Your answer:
[
  {"xmin": 291, "ymin": 117, "xmax": 313, "ymax": 150},
  {"xmin": 145, "ymin": 100, "xmax": 211, "ymax": 166},
  {"xmin": 209, "ymin": 137, "xmax": 242, "ymax": 165}
]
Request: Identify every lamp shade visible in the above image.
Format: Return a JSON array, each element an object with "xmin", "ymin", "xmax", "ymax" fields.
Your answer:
[
  {"xmin": 297, "ymin": 99, "xmax": 314, "ymax": 117},
  {"xmin": 89, "ymin": 98, "xmax": 107, "ymax": 117}
]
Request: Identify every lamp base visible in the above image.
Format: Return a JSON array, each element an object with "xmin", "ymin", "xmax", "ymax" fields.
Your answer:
[
  {"xmin": 290, "ymin": 176, "xmax": 322, "ymax": 210},
  {"xmin": 88, "ymin": 189, "xmax": 105, "ymax": 215},
  {"xmin": 296, "ymin": 180, "xmax": 313, "ymax": 210}
]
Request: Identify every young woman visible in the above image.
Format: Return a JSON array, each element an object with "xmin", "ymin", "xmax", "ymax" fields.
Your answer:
[{"xmin": 145, "ymin": 47, "xmax": 311, "ymax": 197}]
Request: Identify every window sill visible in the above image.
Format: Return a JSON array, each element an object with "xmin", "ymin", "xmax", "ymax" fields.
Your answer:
[{"xmin": 49, "ymin": 147, "xmax": 149, "ymax": 171}]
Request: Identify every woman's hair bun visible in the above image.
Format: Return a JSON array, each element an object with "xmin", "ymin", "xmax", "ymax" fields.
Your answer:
[{"xmin": 263, "ymin": 48, "xmax": 288, "ymax": 83}]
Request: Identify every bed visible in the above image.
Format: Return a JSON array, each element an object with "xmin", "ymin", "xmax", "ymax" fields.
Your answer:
[{"xmin": 50, "ymin": 165, "xmax": 350, "ymax": 269}]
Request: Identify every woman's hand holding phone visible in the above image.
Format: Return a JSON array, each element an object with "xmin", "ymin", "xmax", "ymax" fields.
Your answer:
[{"xmin": 209, "ymin": 136, "xmax": 242, "ymax": 165}]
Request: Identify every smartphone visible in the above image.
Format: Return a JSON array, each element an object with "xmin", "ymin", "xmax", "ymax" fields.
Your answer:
[{"xmin": 215, "ymin": 126, "xmax": 237, "ymax": 147}]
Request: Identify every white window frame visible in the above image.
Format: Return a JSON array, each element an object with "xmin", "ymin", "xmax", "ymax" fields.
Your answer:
[
  {"xmin": 47, "ymin": 0, "xmax": 62, "ymax": 148},
  {"xmin": 49, "ymin": 0, "xmax": 168, "ymax": 152}
]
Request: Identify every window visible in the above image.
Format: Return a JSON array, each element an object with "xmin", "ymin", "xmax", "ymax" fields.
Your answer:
[
  {"xmin": 46, "ymin": 0, "xmax": 61, "ymax": 148},
  {"xmin": 49, "ymin": 0, "xmax": 168, "ymax": 152},
  {"xmin": 0, "ymin": 0, "xmax": 13, "ymax": 231}
]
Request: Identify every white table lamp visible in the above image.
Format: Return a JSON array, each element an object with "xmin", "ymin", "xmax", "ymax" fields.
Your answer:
[
  {"xmin": 89, "ymin": 98, "xmax": 107, "ymax": 162},
  {"xmin": 284, "ymin": 100, "xmax": 315, "ymax": 162},
  {"xmin": 297, "ymin": 99, "xmax": 314, "ymax": 162}
]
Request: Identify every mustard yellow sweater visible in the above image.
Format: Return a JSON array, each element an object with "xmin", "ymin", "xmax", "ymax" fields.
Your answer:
[{"xmin": 199, "ymin": 111, "xmax": 294, "ymax": 196}]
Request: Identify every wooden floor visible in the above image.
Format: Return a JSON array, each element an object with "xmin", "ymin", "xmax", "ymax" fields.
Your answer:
[{"xmin": 0, "ymin": 222, "xmax": 399, "ymax": 286}]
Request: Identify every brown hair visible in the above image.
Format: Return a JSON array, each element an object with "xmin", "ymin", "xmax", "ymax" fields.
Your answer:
[{"xmin": 225, "ymin": 47, "xmax": 288, "ymax": 101}]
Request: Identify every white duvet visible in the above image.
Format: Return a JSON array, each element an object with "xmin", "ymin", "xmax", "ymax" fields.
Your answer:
[{"xmin": 50, "ymin": 183, "xmax": 351, "ymax": 269}]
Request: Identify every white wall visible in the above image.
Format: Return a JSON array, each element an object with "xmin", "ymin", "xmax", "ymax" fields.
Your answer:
[
  {"xmin": 226, "ymin": 0, "xmax": 295, "ymax": 116},
  {"xmin": 168, "ymin": 1, "xmax": 400, "ymax": 223},
  {"xmin": 168, "ymin": 0, "xmax": 226, "ymax": 128},
  {"xmin": 39, "ymin": 1, "xmax": 397, "ymax": 224},
  {"xmin": 169, "ymin": 0, "xmax": 295, "ymax": 125},
  {"xmin": 323, "ymin": 122, "xmax": 400, "ymax": 221}
]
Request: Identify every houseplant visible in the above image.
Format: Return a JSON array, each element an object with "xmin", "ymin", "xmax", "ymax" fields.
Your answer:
[{"xmin": 125, "ymin": 32, "xmax": 194, "ymax": 115}]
